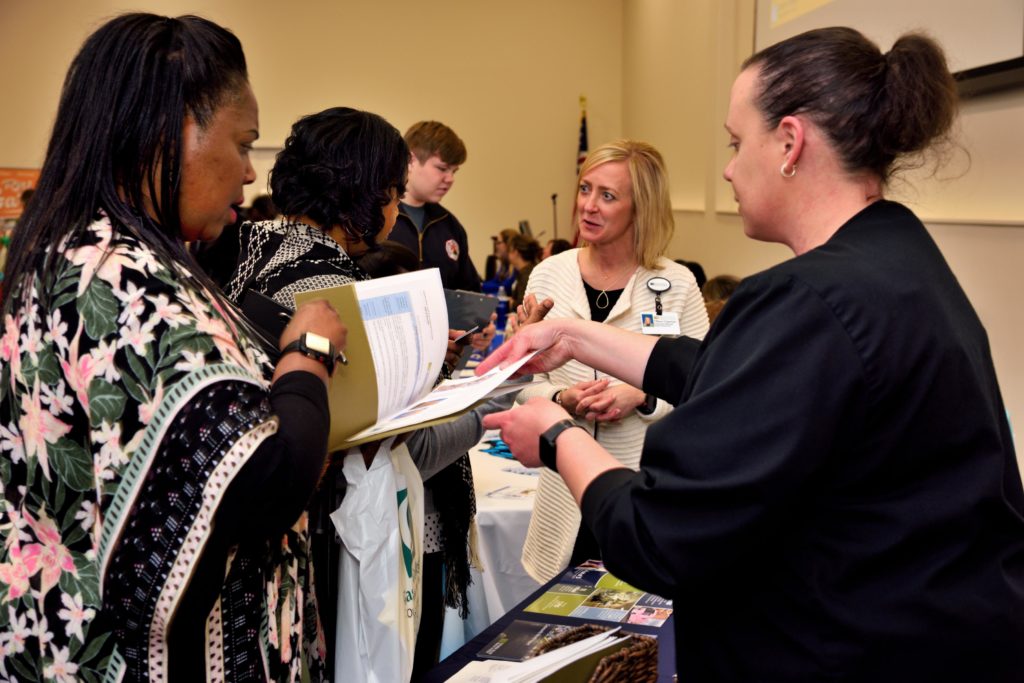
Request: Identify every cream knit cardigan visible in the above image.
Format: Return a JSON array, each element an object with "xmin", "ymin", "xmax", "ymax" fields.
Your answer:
[{"xmin": 517, "ymin": 248, "xmax": 709, "ymax": 582}]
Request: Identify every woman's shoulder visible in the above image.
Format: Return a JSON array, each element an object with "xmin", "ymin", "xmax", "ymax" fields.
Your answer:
[
  {"xmin": 533, "ymin": 248, "xmax": 579, "ymax": 276},
  {"xmin": 652, "ymin": 256, "xmax": 692, "ymax": 277},
  {"xmin": 527, "ymin": 249, "xmax": 581, "ymax": 292},
  {"xmin": 641, "ymin": 257, "xmax": 700, "ymax": 292}
]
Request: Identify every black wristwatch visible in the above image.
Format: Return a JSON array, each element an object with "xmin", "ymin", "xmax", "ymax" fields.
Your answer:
[
  {"xmin": 280, "ymin": 332, "xmax": 339, "ymax": 375},
  {"xmin": 539, "ymin": 419, "xmax": 582, "ymax": 473},
  {"xmin": 636, "ymin": 393, "xmax": 657, "ymax": 416}
]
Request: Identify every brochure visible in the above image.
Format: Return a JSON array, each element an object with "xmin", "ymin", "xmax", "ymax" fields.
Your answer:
[
  {"xmin": 477, "ymin": 620, "xmax": 573, "ymax": 662},
  {"xmin": 523, "ymin": 561, "xmax": 673, "ymax": 627}
]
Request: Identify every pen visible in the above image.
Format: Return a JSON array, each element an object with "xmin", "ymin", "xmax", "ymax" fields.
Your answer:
[{"xmin": 336, "ymin": 350, "xmax": 348, "ymax": 366}]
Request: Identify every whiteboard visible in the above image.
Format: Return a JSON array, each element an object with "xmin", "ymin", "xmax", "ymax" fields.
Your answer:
[{"xmin": 755, "ymin": 0, "xmax": 1024, "ymax": 74}]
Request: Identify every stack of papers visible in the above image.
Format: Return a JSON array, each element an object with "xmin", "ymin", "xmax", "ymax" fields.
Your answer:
[{"xmin": 448, "ymin": 627, "xmax": 631, "ymax": 683}]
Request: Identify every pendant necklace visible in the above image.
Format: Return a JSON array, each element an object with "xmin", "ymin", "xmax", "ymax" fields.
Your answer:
[{"xmin": 593, "ymin": 259, "xmax": 636, "ymax": 310}]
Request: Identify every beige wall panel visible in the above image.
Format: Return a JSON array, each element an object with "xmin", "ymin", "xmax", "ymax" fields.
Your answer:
[{"xmin": 0, "ymin": 0, "xmax": 623, "ymax": 271}]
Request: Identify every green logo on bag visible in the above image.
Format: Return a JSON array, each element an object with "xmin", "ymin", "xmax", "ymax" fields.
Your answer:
[{"xmin": 397, "ymin": 488, "xmax": 414, "ymax": 578}]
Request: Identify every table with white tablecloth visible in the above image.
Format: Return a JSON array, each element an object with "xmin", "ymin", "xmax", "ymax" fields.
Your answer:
[{"xmin": 440, "ymin": 432, "xmax": 543, "ymax": 656}]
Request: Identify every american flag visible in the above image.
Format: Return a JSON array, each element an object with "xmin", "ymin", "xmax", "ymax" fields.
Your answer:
[
  {"xmin": 572, "ymin": 96, "xmax": 589, "ymax": 245},
  {"xmin": 576, "ymin": 95, "xmax": 589, "ymax": 176}
]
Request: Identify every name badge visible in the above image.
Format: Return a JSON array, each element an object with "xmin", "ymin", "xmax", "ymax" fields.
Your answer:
[{"xmin": 640, "ymin": 311, "xmax": 680, "ymax": 335}]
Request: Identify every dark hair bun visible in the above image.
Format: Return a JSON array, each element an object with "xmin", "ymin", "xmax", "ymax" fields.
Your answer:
[{"xmin": 744, "ymin": 27, "xmax": 958, "ymax": 183}]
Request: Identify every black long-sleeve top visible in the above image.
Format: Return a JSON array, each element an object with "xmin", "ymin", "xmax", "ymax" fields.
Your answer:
[{"xmin": 581, "ymin": 201, "xmax": 1024, "ymax": 681}]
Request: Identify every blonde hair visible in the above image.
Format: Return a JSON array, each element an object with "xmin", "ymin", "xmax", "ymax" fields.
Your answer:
[
  {"xmin": 498, "ymin": 228, "xmax": 519, "ymax": 246},
  {"xmin": 576, "ymin": 139, "xmax": 674, "ymax": 269}
]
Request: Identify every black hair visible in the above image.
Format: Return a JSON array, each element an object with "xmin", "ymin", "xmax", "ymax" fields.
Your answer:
[
  {"xmin": 546, "ymin": 238, "xmax": 572, "ymax": 257},
  {"xmin": 356, "ymin": 240, "xmax": 420, "ymax": 278},
  {"xmin": 2, "ymin": 13, "xmax": 249, "ymax": 311},
  {"xmin": 247, "ymin": 194, "xmax": 278, "ymax": 222},
  {"xmin": 508, "ymin": 234, "xmax": 541, "ymax": 264},
  {"xmin": 744, "ymin": 27, "xmax": 958, "ymax": 184},
  {"xmin": 270, "ymin": 107, "xmax": 408, "ymax": 248},
  {"xmin": 675, "ymin": 259, "xmax": 707, "ymax": 290}
]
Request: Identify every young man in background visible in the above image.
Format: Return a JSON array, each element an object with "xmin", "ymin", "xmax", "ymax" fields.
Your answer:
[{"xmin": 392, "ymin": 120, "xmax": 482, "ymax": 291}]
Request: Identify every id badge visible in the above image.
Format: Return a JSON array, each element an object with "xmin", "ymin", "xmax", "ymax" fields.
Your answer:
[{"xmin": 640, "ymin": 311, "xmax": 681, "ymax": 335}]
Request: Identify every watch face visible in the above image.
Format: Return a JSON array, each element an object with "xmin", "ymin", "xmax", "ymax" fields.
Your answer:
[{"xmin": 304, "ymin": 332, "xmax": 332, "ymax": 355}]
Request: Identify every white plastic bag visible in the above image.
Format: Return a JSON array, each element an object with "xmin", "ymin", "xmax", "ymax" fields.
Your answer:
[{"xmin": 331, "ymin": 437, "xmax": 424, "ymax": 683}]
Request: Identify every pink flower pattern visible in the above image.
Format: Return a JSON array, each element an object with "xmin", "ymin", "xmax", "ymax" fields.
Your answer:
[{"xmin": 0, "ymin": 215, "xmax": 320, "ymax": 680}]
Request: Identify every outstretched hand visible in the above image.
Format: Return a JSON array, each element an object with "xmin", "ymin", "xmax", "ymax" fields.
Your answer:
[
  {"xmin": 475, "ymin": 319, "xmax": 578, "ymax": 378},
  {"xmin": 482, "ymin": 397, "xmax": 571, "ymax": 468}
]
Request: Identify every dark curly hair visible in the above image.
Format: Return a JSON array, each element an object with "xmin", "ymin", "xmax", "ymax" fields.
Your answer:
[{"xmin": 270, "ymin": 107, "xmax": 408, "ymax": 247}]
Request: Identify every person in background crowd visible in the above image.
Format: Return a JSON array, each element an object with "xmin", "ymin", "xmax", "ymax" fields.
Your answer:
[
  {"xmin": 513, "ymin": 139, "xmax": 709, "ymax": 583},
  {"xmin": 356, "ymin": 239, "xmax": 420, "ymax": 277},
  {"xmin": 480, "ymin": 27, "xmax": 1024, "ymax": 681},
  {"xmin": 506, "ymin": 232, "xmax": 541, "ymax": 309},
  {"xmin": 247, "ymin": 192, "xmax": 279, "ymax": 222},
  {"xmin": 195, "ymin": 193, "xmax": 279, "ymax": 287},
  {"xmin": 702, "ymin": 274, "xmax": 741, "ymax": 323},
  {"xmin": 19, "ymin": 188, "xmax": 35, "ymax": 212},
  {"xmin": 542, "ymin": 238, "xmax": 572, "ymax": 260},
  {"xmin": 674, "ymin": 258, "xmax": 707, "ymax": 290},
  {"xmin": 0, "ymin": 13, "xmax": 346, "ymax": 680},
  {"xmin": 482, "ymin": 227, "xmax": 520, "ymax": 295},
  {"xmin": 390, "ymin": 121, "xmax": 482, "ymax": 291}
]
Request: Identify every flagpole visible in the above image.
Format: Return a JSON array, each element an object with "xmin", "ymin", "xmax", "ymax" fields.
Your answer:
[
  {"xmin": 574, "ymin": 95, "xmax": 588, "ymax": 246},
  {"xmin": 551, "ymin": 193, "xmax": 558, "ymax": 239}
]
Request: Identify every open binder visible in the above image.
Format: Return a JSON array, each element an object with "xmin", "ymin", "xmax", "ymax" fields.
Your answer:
[{"xmin": 292, "ymin": 269, "xmax": 532, "ymax": 451}]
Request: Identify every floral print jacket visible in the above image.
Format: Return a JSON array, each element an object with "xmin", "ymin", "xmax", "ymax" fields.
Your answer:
[{"xmin": 0, "ymin": 215, "xmax": 326, "ymax": 682}]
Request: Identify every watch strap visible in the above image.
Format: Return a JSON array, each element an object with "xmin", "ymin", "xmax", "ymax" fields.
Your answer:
[
  {"xmin": 281, "ymin": 333, "xmax": 336, "ymax": 374},
  {"xmin": 539, "ymin": 419, "xmax": 581, "ymax": 473},
  {"xmin": 636, "ymin": 392, "xmax": 657, "ymax": 415}
]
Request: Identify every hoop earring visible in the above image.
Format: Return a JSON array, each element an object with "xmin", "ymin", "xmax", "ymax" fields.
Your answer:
[{"xmin": 780, "ymin": 162, "xmax": 797, "ymax": 178}]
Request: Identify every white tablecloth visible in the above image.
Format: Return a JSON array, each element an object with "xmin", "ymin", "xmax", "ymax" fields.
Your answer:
[{"xmin": 440, "ymin": 432, "xmax": 543, "ymax": 655}]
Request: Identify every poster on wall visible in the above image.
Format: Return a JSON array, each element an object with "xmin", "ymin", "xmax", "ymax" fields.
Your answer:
[{"xmin": 1, "ymin": 168, "xmax": 40, "ymax": 221}]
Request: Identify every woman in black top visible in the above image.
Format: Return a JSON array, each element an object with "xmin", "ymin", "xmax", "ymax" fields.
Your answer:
[{"xmin": 479, "ymin": 27, "xmax": 1024, "ymax": 681}]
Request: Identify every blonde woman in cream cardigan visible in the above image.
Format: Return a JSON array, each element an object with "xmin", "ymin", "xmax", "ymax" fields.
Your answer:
[{"xmin": 517, "ymin": 140, "xmax": 709, "ymax": 582}]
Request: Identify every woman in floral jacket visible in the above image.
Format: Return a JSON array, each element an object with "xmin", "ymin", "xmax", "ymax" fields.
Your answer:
[{"xmin": 0, "ymin": 14, "xmax": 345, "ymax": 682}]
